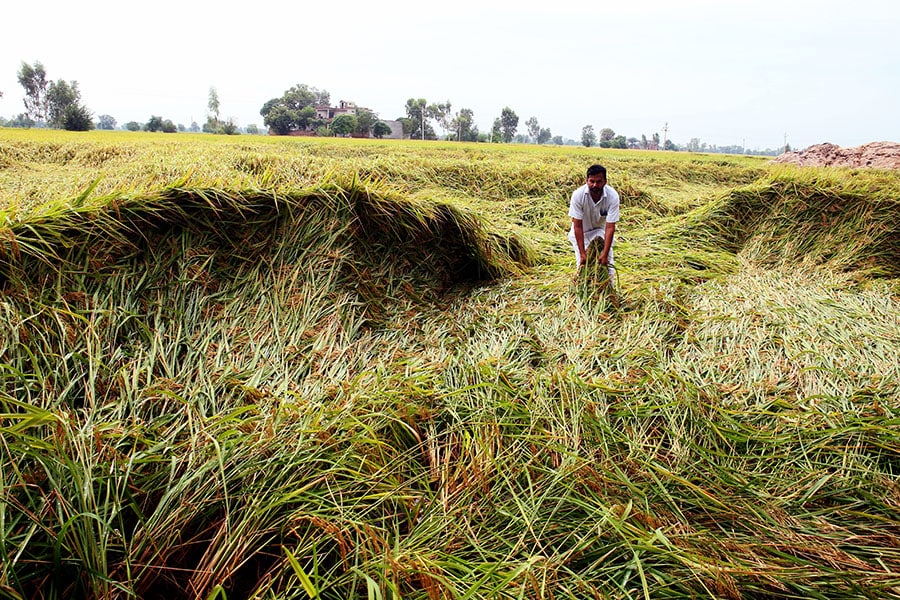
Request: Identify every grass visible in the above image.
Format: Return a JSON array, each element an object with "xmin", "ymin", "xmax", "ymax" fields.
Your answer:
[{"xmin": 1, "ymin": 128, "xmax": 899, "ymax": 599}]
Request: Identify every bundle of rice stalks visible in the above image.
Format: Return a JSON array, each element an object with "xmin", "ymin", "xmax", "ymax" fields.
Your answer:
[{"xmin": 572, "ymin": 242, "xmax": 620, "ymax": 310}]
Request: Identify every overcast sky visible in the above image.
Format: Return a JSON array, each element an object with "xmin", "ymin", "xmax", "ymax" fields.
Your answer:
[{"xmin": 2, "ymin": 0, "xmax": 897, "ymax": 150}]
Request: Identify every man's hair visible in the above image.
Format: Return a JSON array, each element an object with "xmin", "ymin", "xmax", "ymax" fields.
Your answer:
[{"xmin": 586, "ymin": 164, "xmax": 607, "ymax": 179}]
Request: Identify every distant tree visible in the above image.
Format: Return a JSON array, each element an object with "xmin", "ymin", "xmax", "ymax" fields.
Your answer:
[
  {"xmin": 627, "ymin": 137, "xmax": 639, "ymax": 149},
  {"xmin": 491, "ymin": 118, "xmax": 502, "ymax": 143},
  {"xmin": 405, "ymin": 98, "xmax": 433, "ymax": 140},
  {"xmin": 652, "ymin": 132, "xmax": 660, "ymax": 148},
  {"xmin": 17, "ymin": 61, "xmax": 49, "ymax": 123},
  {"xmin": 144, "ymin": 115, "xmax": 164, "ymax": 132},
  {"xmin": 612, "ymin": 135, "xmax": 627, "ymax": 149},
  {"xmin": 260, "ymin": 84, "xmax": 329, "ymax": 134},
  {"xmin": 207, "ymin": 87, "xmax": 220, "ymax": 130},
  {"xmin": 452, "ymin": 108, "xmax": 479, "ymax": 142},
  {"xmin": 62, "ymin": 104, "xmax": 94, "ymax": 131},
  {"xmin": 537, "ymin": 127, "xmax": 552, "ymax": 145},
  {"xmin": 525, "ymin": 116, "xmax": 540, "ymax": 142},
  {"xmin": 664, "ymin": 139, "xmax": 677, "ymax": 151},
  {"xmin": 428, "ymin": 101, "xmax": 452, "ymax": 138},
  {"xmin": 499, "ymin": 107, "xmax": 518, "ymax": 143},
  {"xmin": 245, "ymin": 123, "xmax": 260, "ymax": 135},
  {"xmin": 6, "ymin": 114, "xmax": 35, "ymax": 128},
  {"xmin": 354, "ymin": 108, "xmax": 378, "ymax": 136},
  {"xmin": 397, "ymin": 117, "xmax": 414, "ymax": 137},
  {"xmin": 46, "ymin": 80, "xmax": 92, "ymax": 130},
  {"xmin": 640, "ymin": 134, "xmax": 648, "ymax": 149},
  {"xmin": 124, "ymin": 121, "xmax": 141, "ymax": 131},
  {"xmin": 372, "ymin": 121, "xmax": 393, "ymax": 139},
  {"xmin": 599, "ymin": 128, "xmax": 615, "ymax": 145},
  {"xmin": 551, "ymin": 135, "xmax": 563, "ymax": 145},
  {"xmin": 189, "ymin": 121, "xmax": 200, "ymax": 133},
  {"xmin": 220, "ymin": 119, "xmax": 238, "ymax": 135},
  {"xmin": 178, "ymin": 124, "xmax": 186, "ymax": 132},
  {"xmin": 97, "ymin": 114, "xmax": 117, "ymax": 130},
  {"xmin": 331, "ymin": 114, "xmax": 357, "ymax": 136},
  {"xmin": 161, "ymin": 119, "xmax": 177, "ymax": 133},
  {"xmin": 581, "ymin": 125, "xmax": 596, "ymax": 147}
]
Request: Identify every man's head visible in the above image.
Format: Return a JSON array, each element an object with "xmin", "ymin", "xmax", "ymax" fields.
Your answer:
[{"xmin": 586, "ymin": 164, "xmax": 607, "ymax": 200}]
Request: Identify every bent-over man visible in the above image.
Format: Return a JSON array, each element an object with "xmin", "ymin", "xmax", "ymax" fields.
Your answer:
[{"xmin": 567, "ymin": 163, "xmax": 620, "ymax": 281}]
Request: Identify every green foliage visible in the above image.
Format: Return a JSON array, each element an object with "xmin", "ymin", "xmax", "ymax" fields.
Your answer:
[
  {"xmin": 17, "ymin": 60, "xmax": 49, "ymax": 122},
  {"xmin": 144, "ymin": 115, "xmax": 164, "ymax": 132},
  {"xmin": 124, "ymin": 120, "xmax": 141, "ymax": 131},
  {"xmin": 499, "ymin": 106, "xmax": 518, "ymax": 142},
  {"xmin": 96, "ymin": 114, "xmax": 117, "ymax": 130},
  {"xmin": 581, "ymin": 124, "xmax": 596, "ymax": 147},
  {"xmin": 404, "ymin": 98, "xmax": 435, "ymax": 140},
  {"xmin": 4, "ymin": 113, "xmax": 35, "ymax": 128},
  {"xmin": 451, "ymin": 107, "xmax": 478, "ymax": 142},
  {"xmin": 371, "ymin": 121, "xmax": 392, "ymax": 139},
  {"xmin": 330, "ymin": 114, "xmax": 357, "ymax": 136},
  {"xmin": 260, "ymin": 83, "xmax": 329, "ymax": 134}
]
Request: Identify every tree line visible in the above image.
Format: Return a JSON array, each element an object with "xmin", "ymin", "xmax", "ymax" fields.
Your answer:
[{"xmin": 1, "ymin": 66, "xmax": 788, "ymax": 154}]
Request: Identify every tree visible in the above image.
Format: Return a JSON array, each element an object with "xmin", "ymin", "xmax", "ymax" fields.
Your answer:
[
  {"xmin": 355, "ymin": 108, "xmax": 378, "ymax": 137},
  {"xmin": 525, "ymin": 116, "xmax": 540, "ymax": 143},
  {"xmin": 663, "ymin": 139, "xmax": 677, "ymax": 151},
  {"xmin": 599, "ymin": 127, "xmax": 615, "ymax": 144},
  {"xmin": 405, "ymin": 98, "xmax": 434, "ymax": 140},
  {"xmin": 491, "ymin": 118, "xmax": 502, "ymax": 143},
  {"xmin": 97, "ymin": 114, "xmax": 117, "ymax": 130},
  {"xmin": 428, "ymin": 101, "xmax": 452, "ymax": 138},
  {"xmin": 144, "ymin": 116, "xmax": 164, "ymax": 132},
  {"xmin": 17, "ymin": 61, "xmax": 49, "ymax": 123},
  {"xmin": 6, "ymin": 114, "xmax": 35, "ymax": 128},
  {"xmin": 162, "ymin": 119, "xmax": 178, "ymax": 133},
  {"xmin": 451, "ymin": 108, "xmax": 478, "ymax": 142},
  {"xmin": 260, "ymin": 84, "xmax": 329, "ymax": 134},
  {"xmin": 551, "ymin": 135, "xmax": 563, "ymax": 145},
  {"xmin": 125, "ymin": 121, "xmax": 141, "ymax": 131},
  {"xmin": 372, "ymin": 121, "xmax": 393, "ymax": 139},
  {"xmin": 537, "ymin": 127, "xmax": 552, "ymax": 145},
  {"xmin": 208, "ymin": 87, "xmax": 220, "ymax": 129},
  {"xmin": 46, "ymin": 79, "xmax": 93, "ymax": 130},
  {"xmin": 331, "ymin": 114, "xmax": 357, "ymax": 137},
  {"xmin": 581, "ymin": 125, "xmax": 596, "ymax": 147},
  {"xmin": 499, "ymin": 107, "xmax": 518, "ymax": 143},
  {"xmin": 245, "ymin": 123, "xmax": 260, "ymax": 135}
]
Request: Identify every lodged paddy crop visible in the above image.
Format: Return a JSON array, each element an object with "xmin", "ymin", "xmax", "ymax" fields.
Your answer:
[{"xmin": 1, "ymin": 128, "xmax": 899, "ymax": 599}]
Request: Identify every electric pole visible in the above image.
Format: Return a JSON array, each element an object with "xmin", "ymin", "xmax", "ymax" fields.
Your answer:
[{"xmin": 662, "ymin": 122, "xmax": 669, "ymax": 150}]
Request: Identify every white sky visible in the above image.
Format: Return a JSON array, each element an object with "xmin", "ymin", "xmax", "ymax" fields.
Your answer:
[{"xmin": 1, "ymin": 0, "xmax": 897, "ymax": 150}]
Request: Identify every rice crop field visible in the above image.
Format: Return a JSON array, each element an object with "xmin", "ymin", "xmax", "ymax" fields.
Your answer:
[{"xmin": 1, "ymin": 128, "xmax": 898, "ymax": 599}]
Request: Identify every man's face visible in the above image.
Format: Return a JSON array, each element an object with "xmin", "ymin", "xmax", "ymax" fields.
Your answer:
[{"xmin": 587, "ymin": 173, "xmax": 607, "ymax": 200}]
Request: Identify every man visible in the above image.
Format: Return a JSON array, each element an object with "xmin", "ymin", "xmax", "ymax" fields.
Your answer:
[{"xmin": 568, "ymin": 163, "xmax": 620, "ymax": 281}]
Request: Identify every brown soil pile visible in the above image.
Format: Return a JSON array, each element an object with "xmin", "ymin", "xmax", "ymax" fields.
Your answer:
[{"xmin": 772, "ymin": 141, "xmax": 900, "ymax": 169}]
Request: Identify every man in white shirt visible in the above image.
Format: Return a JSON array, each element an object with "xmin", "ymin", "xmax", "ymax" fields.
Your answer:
[{"xmin": 568, "ymin": 164, "xmax": 620, "ymax": 280}]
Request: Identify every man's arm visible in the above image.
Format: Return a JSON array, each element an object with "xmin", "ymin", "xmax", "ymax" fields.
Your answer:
[
  {"xmin": 598, "ymin": 222, "xmax": 616, "ymax": 265},
  {"xmin": 573, "ymin": 218, "xmax": 586, "ymax": 266}
]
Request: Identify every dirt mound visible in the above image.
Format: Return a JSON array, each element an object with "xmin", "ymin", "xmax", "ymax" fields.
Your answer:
[{"xmin": 772, "ymin": 141, "xmax": 900, "ymax": 169}]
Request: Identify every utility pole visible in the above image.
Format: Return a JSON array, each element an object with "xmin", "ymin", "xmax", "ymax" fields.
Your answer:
[{"xmin": 662, "ymin": 122, "xmax": 669, "ymax": 150}]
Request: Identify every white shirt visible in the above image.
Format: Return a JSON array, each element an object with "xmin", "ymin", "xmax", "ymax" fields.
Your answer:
[{"xmin": 568, "ymin": 183, "xmax": 620, "ymax": 234}]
